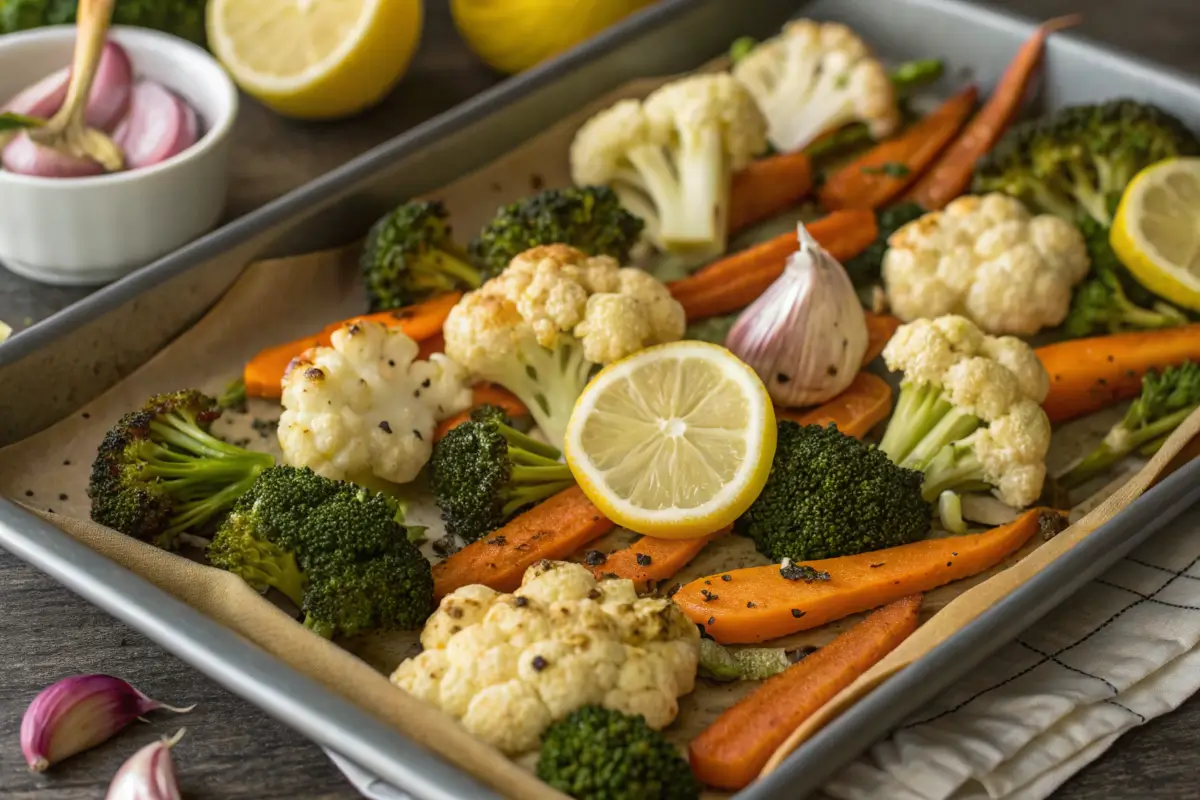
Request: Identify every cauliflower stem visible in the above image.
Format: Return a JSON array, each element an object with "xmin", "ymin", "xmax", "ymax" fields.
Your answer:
[
  {"xmin": 919, "ymin": 434, "xmax": 1009, "ymax": 502},
  {"xmin": 879, "ymin": 380, "xmax": 983, "ymax": 471},
  {"xmin": 625, "ymin": 128, "xmax": 728, "ymax": 248},
  {"xmin": 481, "ymin": 333, "xmax": 595, "ymax": 451}
]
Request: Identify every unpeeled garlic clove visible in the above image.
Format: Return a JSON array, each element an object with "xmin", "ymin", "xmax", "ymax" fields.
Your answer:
[
  {"xmin": 725, "ymin": 222, "xmax": 869, "ymax": 407},
  {"xmin": 106, "ymin": 729, "xmax": 185, "ymax": 800},
  {"xmin": 21, "ymin": 675, "xmax": 194, "ymax": 772}
]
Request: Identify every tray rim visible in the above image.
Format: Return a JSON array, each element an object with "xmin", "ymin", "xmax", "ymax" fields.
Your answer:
[{"xmin": 3, "ymin": 0, "xmax": 1200, "ymax": 797}]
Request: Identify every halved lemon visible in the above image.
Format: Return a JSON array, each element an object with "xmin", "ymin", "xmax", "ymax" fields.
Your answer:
[
  {"xmin": 206, "ymin": 0, "xmax": 423, "ymax": 120},
  {"xmin": 1111, "ymin": 157, "xmax": 1200, "ymax": 312},
  {"xmin": 564, "ymin": 341, "xmax": 777, "ymax": 539}
]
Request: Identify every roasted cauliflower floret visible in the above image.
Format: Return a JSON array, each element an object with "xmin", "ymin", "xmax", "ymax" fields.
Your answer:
[
  {"xmin": 390, "ymin": 560, "xmax": 700, "ymax": 755},
  {"xmin": 882, "ymin": 193, "xmax": 1090, "ymax": 335},
  {"xmin": 878, "ymin": 315, "xmax": 1052, "ymax": 514},
  {"xmin": 443, "ymin": 245, "xmax": 685, "ymax": 448},
  {"xmin": 570, "ymin": 73, "xmax": 767, "ymax": 257},
  {"xmin": 732, "ymin": 19, "xmax": 900, "ymax": 154},
  {"xmin": 278, "ymin": 321, "xmax": 471, "ymax": 485}
]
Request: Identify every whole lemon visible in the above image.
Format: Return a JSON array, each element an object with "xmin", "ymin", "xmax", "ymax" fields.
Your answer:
[{"xmin": 451, "ymin": 0, "xmax": 657, "ymax": 75}]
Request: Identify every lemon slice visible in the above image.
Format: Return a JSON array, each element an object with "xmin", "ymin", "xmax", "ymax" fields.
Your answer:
[
  {"xmin": 0, "ymin": 319, "xmax": 10, "ymax": 344},
  {"xmin": 564, "ymin": 341, "xmax": 777, "ymax": 539},
  {"xmin": 206, "ymin": 0, "xmax": 423, "ymax": 120},
  {"xmin": 1111, "ymin": 157, "xmax": 1200, "ymax": 312}
]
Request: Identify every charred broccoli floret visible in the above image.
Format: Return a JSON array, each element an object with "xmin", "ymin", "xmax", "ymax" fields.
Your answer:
[
  {"xmin": 1060, "ymin": 361, "xmax": 1200, "ymax": 488},
  {"xmin": 972, "ymin": 100, "xmax": 1200, "ymax": 227},
  {"xmin": 87, "ymin": 390, "xmax": 275, "ymax": 549},
  {"xmin": 360, "ymin": 200, "xmax": 483, "ymax": 311},
  {"xmin": 470, "ymin": 186, "xmax": 645, "ymax": 279},
  {"xmin": 1063, "ymin": 218, "xmax": 1189, "ymax": 337},
  {"xmin": 536, "ymin": 706, "xmax": 700, "ymax": 800},
  {"xmin": 429, "ymin": 405, "xmax": 574, "ymax": 542},
  {"xmin": 207, "ymin": 466, "xmax": 433, "ymax": 638},
  {"xmin": 735, "ymin": 422, "xmax": 931, "ymax": 562}
]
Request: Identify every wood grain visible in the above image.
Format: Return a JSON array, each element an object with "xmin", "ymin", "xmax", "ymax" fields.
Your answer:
[{"xmin": 3, "ymin": 1, "xmax": 1200, "ymax": 798}]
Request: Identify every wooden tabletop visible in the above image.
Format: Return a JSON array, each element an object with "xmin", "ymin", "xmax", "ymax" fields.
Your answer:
[{"xmin": 3, "ymin": 1, "xmax": 1200, "ymax": 798}]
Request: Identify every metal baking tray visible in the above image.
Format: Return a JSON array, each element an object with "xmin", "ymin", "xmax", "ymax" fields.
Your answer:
[{"xmin": 3, "ymin": 0, "xmax": 1200, "ymax": 797}]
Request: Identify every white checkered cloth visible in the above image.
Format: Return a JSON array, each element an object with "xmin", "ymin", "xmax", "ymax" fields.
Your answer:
[
  {"xmin": 330, "ymin": 503, "xmax": 1200, "ymax": 800},
  {"xmin": 821, "ymin": 502, "xmax": 1200, "ymax": 800}
]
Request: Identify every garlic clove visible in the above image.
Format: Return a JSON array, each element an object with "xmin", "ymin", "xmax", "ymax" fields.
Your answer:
[
  {"xmin": 106, "ymin": 729, "xmax": 186, "ymax": 800},
  {"xmin": 726, "ymin": 222, "xmax": 869, "ymax": 408},
  {"xmin": 20, "ymin": 675, "xmax": 194, "ymax": 772}
]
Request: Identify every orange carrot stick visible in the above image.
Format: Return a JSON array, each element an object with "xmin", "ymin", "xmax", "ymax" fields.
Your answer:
[
  {"xmin": 689, "ymin": 595, "xmax": 923, "ymax": 790},
  {"xmin": 432, "ymin": 486, "xmax": 612, "ymax": 599},
  {"xmin": 434, "ymin": 384, "xmax": 530, "ymax": 442},
  {"xmin": 670, "ymin": 210, "xmax": 877, "ymax": 321},
  {"xmin": 905, "ymin": 16, "xmax": 1080, "ymax": 210},
  {"xmin": 674, "ymin": 508, "xmax": 1063, "ymax": 644},
  {"xmin": 776, "ymin": 372, "xmax": 893, "ymax": 440},
  {"xmin": 243, "ymin": 292, "xmax": 462, "ymax": 399},
  {"xmin": 586, "ymin": 528, "xmax": 729, "ymax": 593},
  {"xmin": 417, "ymin": 332, "xmax": 445, "ymax": 360},
  {"xmin": 1037, "ymin": 324, "xmax": 1200, "ymax": 424},
  {"xmin": 819, "ymin": 86, "xmax": 979, "ymax": 210},
  {"xmin": 729, "ymin": 152, "xmax": 814, "ymax": 234},
  {"xmin": 863, "ymin": 313, "xmax": 900, "ymax": 365}
]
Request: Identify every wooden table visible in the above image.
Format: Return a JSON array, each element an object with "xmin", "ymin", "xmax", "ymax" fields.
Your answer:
[{"xmin": 2, "ymin": 1, "xmax": 1199, "ymax": 797}]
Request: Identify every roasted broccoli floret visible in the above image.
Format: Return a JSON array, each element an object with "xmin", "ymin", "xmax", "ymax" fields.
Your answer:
[
  {"xmin": 470, "ymin": 186, "xmax": 645, "ymax": 280},
  {"xmin": 207, "ymin": 465, "xmax": 433, "ymax": 638},
  {"xmin": 843, "ymin": 201, "xmax": 926, "ymax": 288},
  {"xmin": 429, "ymin": 405, "xmax": 574, "ymax": 542},
  {"xmin": 87, "ymin": 390, "xmax": 275, "ymax": 549},
  {"xmin": 735, "ymin": 422, "xmax": 931, "ymax": 562},
  {"xmin": 1060, "ymin": 361, "xmax": 1200, "ymax": 488},
  {"xmin": 972, "ymin": 100, "xmax": 1200, "ymax": 227},
  {"xmin": 536, "ymin": 706, "xmax": 700, "ymax": 800},
  {"xmin": 360, "ymin": 200, "xmax": 483, "ymax": 311},
  {"xmin": 1063, "ymin": 218, "xmax": 1189, "ymax": 337}
]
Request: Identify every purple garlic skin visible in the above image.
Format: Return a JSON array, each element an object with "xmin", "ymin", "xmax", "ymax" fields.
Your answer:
[
  {"xmin": 20, "ymin": 675, "xmax": 192, "ymax": 772},
  {"xmin": 106, "ymin": 729, "xmax": 185, "ymax": 800}
]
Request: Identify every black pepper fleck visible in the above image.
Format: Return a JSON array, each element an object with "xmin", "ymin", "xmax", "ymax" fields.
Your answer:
[
  {"xmin": 421, "ymin": 378, "xmax": 431, "ymax": 388},
  {"xmin": 869, "ymin": 562, "xmax": 885, "ymax": 569},
  {"xmin": 587, "ymin": 588, "xmax": 602, "ymax": 600},
  {"xmin": 827, "ymin": 364, "xmax": 838, "ymax": 376},
  {"xmin": 413, "ymin": 429, "xmax": 424, "ymax": 441},
  {"xmin": 583, "ymin": 550, "xmax": 607, "ymax": 566},
  {"xmin": 947, "ymin": 561, "xmax": 952, "ymax": 567},
  {"xmin": 635, "ymin": 553, "xmax": 652, "ymax": 567},
  {"xmin": 700, "ymin": 589, "xmax": 719, "ymax": 602},
  {"xmin": 776, "ymin": 373, "xmax": 791, "ymax": 384},
  {"xmin": 746, "ymin": 601, "xmax": 757, "ymax": 608},
  {"xmin": 388, "ymin": 359, "xmax": 396, "ymax": 367},
  {"xmin": 791, "ymin": 609, "xmax": 805, "ymax": 618},
  {"xmin": 58, "ymin": 493, "xmax": 68, "ymax": 501},
  {"xmin": 82, "ymin": 412, "xmax": 90, "ymax": 419},
  {"xmin": 721, "ymin": 574, "xmax": 732, "ymax": 582},
  {"xmin": 304, "ymin": 367, "xmax": 325, "ymax": 380},
  {"xmin": 707, "ymin": 616, "xmax": 716, "ymax": 627},
  {"xmin": 413, "ymin": 389, "xmax": 421, "ymax": 398},
  {"xmin": 378, "ymin": 421, "xmax": 393, "ymax": 434},
  {"xmin": 485, "ymin": 535, "xmax": 507, "ymax": 546},
  {"xmin": 62, "ymin": 460, "xmax": 71, "ymax": 466},
  {"xmin": 514, "ymin": 596, "xmax": 528, "ymax": 607},
  {"xmin": 24, "ymin": 490, "xmax": 33, "ymax": 497},
  {"xmin": 531, "ymin": 655, "xmax": 549, "ymax": 671}
]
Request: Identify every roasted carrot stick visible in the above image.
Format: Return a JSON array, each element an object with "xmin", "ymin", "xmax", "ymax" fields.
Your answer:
[
  {"xmin": 689, "ymin": 595, "xmax": 922, "ymax": 790},
  {"xmin": 433, "ymin": 384, "xmax": 530, "ymax": 442},
  {"xmin": 904, "ymin": 16, "xmax": 1080, "ymax": 210},
  {"xmin": 819, "ymin": 86, "xmax": 979, "ymax": 210},
  {"xmin": 417, "ymin": 332, "xmax": 445, "ymax": 360},
  {"xmin": 585, "ymin": 528, "xmax": 729, "ymax": 592},
  {"xmin": 669, "ymin": 210, "xmax": 877, "ymax": 321},
  {"xmin": 776, "ymin": 372, "xmax": 894, "ymax": 440},
  {"xmin": 1038, "ymin": 324, "xmax": 1200, "ymax": 424},
  {"xmin": 863, "ymin": 313, "xmax": 901, "ymax": 365},
  {"xmin": 242, "ymin": 292, "xmax": 462, "ymax": 399},
  {"xmin": 432, "ymin": 486, "xmax": 613, "ymax": 599},
  {"xmin": 729, "ymin": 152, "xmax": 814, "ymax": 234},
  {"xmin": 674, "ymin": 508, "xmax": 1063, "ymax": 644}
]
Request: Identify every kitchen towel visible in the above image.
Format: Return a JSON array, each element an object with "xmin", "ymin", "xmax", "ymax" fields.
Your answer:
[
  {"xmin": 329, "ymin": 501, "xmax": 1200, "ymax": 800},
  {"xmin": 820, "ymin": 501, "xmax": 1200, "ymax": 800}
]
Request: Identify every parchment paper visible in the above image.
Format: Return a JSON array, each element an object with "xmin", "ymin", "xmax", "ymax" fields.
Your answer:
[{"xmin": 0, "ymin": 71, "xmax": 1195, "ymax": 800}]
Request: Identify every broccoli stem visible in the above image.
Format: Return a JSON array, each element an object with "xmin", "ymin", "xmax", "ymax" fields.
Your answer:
[
  {"xmin": 1060, "ymin": 404, "xmax": 1198, "ymax": 488},
  {"xmin": 879, "ymin": 382, "xmax": 955, "ymax": 464},
  {"xmin": 501, "ymin": 481, "xmax": 576, "ymax": 517},
  {"xmin": 890, "ymin": 59, "xmax": 944, "ymax": 91},
  {"xmin": 495, "ymin": 421, "xmax": 562, "ymax": 462},
  {"xmin": 159, "ymin": 471, "xmax": 267, "ymax": 547},
  {"xmin": 416, "ymin": 250, "xmax": 483, "ymax": 290},
  {"xmin": 1121, "ymin": 299, "xmax": 1190, "ymax": 330},
  {"xmin": 225, "ymin": 538, "xmax": 307, "ymax": 608},
  {"xmin": 918, "ymin": 442, "xmax": 988, "ymax": 502},
  {"xmin": 303, "ymin": 616, "xmax": 336, "ymax": 639}
]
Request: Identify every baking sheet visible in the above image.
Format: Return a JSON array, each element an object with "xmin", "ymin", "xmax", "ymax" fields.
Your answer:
[{"xmin": 2, "ymin": 0, "xmax": 1200, "ymax": 797}]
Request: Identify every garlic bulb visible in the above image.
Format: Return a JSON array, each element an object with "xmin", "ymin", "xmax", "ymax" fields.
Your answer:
[{"xmin": 725, "ymin": 222, "xmax": 868, "ymax": 407}]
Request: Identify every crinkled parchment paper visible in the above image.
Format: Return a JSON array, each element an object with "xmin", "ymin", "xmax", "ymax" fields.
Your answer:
[{"xmin": 1, "ymin": 72, "xmax": 1197, "ymax": 800}]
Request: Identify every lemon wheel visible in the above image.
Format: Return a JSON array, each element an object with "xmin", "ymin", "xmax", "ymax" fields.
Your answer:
[
  {"xmin": 564, "ymin": 341, "xmax": 777, "ymax": 539},
  {"xmin": 206, "ymin": 0, "xmax": 423, "ymax": 120},
  {"xmin": 1111, "ymin": 157, "xmax": 1200, "ymax": 312}
]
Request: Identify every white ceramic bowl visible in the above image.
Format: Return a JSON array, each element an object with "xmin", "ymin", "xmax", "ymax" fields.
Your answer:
[{"xmin": 0, "ymin": 26, "xmax": 238, "ymax": 286}]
